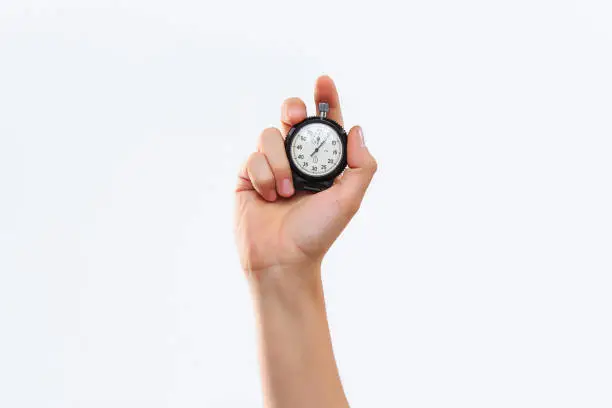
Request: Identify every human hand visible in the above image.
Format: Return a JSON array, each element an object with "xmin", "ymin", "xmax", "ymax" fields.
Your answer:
[{"xmin": 234, "ymin": 76, "xmax": 377, "ymax": 278}]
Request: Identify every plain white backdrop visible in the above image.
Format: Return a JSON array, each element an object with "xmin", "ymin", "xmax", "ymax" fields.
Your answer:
[{"xmin": 1, "ymin": 0, "xmax": 611, "ymax": 407}]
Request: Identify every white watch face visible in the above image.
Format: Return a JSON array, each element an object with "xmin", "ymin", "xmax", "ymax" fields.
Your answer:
[{"xmin": 290, "ymin": 123, "xmax": 343, "ymax": 177}]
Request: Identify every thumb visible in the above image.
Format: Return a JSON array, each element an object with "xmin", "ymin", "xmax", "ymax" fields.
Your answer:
[
  {"xmin": 334, "ymin": 125, "xmax": 378, "ymax": 214},
  {"xmin": 284, "ymin": 126, "xmax": 376, "ymax": 257}
]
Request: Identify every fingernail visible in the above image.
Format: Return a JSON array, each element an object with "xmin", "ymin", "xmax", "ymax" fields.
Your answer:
[
  {"xmin": 358, "ymin": 126, "xmax": 366, "ymax": 147},
  {"xmin": 281, "ymin": 178, "xmax": 294, "ymax": 196}
]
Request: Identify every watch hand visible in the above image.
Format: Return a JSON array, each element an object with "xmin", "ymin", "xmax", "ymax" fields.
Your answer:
[
  {"xmin": 310, "ymin": 136, "xmax": 329, "ymax": 157},
  {"xmin": 318, "ymin": 137, "xmax": 329, "ymax": 150}
]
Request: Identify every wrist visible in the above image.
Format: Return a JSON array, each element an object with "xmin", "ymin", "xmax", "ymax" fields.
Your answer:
[{"xmin": 247, "ymin": 263, "xmax": 324, "ymax": 305}]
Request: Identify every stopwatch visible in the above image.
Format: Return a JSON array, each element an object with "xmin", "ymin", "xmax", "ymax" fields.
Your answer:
[{"xmin": 285, "ymin": 102, "xmax": 348, "ymax": 192}]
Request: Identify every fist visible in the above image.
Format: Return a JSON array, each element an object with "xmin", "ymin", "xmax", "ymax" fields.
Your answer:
[{"xmin": 234, "ymin": 76, "xmax": 377, "ymax": 276}]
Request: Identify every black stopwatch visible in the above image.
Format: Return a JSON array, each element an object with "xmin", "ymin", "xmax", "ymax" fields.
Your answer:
[{"xmin": 285, "ymin": 102, "xmax": 348, "ymax": 192}]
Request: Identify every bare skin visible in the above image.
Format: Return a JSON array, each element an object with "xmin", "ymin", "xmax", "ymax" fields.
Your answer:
[{"xmin": 234, "ymin": 75, "xmax": 377, "ymax": 408}]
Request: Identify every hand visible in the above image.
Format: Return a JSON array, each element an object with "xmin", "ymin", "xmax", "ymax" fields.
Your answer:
[{"xmin": 234, "ymin": 76, "xmax": 377, "ymax": 278}]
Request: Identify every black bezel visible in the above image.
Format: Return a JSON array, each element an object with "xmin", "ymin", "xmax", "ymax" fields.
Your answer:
[{"xmin": 285, "ymin": 117, "xmax": 348, "ymax": 182}]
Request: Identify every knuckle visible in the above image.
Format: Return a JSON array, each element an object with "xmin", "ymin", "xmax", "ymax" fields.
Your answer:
[
  {"xmin": 272, "ymin": 163, "xmax": 291, "ymax": 177},
  {"xmin": 259, "ymin": 127, "xmax": 280, "ymax": 144},
  {"xmin": 258, "ymin": 172, "xmax": 275, "ymax": 187},
  {"xmin": 261, "ymin": 177, "xmax": 275, "ymax": 189},
  {"xmin": 258, "ymin": 127, "xmax": 283, "ymax": 152},
  {"xmin": 369, "ymin": 158, "xmax": 379, "ymax": 174},
  {"xmin": 246, "ymin": 151, "xmax": 264, "ymax": 168},
  {"xmin": 263, "ymin": 126, "xmax": 278, "ymax": 135},
  {"xmin": 282, "ymin": 98, "xmax": 307, "ymax": 123},
  {"xmin": 284, "ymin": 97, "xmax": 306, "ymax": 109}
]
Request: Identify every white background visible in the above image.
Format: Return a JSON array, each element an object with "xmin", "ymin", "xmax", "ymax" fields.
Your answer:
[{"xmin": 1, "ymin": 0, "xmax": 611, "ymax": 407}]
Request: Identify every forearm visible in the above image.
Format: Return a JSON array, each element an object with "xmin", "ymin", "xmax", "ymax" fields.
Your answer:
[{"xmin": 249, "ymin": 265, "xmax": 349, "ymax": 408}]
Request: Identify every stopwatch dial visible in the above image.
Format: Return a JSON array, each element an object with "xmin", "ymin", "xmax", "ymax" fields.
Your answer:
[{"xmin": 290, "ymin": 123, "xmax": 344, "ymax": 177}]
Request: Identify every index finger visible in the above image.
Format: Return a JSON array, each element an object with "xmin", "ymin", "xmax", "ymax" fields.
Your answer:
[
  {"xmin": 280, "ymin": 97, "xmax": 307, "ymax": 137},
  {"xmin": 314, "ymin": 75, "xmax": 343, "ymax": 127}
]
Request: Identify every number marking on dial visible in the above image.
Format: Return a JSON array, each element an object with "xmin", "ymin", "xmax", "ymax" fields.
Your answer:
[{"xmin": 291, "ymin": 123, "xmax": 343, "ymax": 177}]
